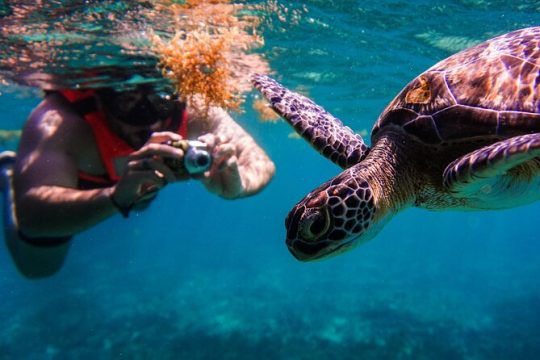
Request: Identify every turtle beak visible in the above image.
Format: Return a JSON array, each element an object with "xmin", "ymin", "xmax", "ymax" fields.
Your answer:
[
  {"xmin": 287, "ymin": 239, "xmax": 328, "ymax": 261},
  {"xmin": 287, "ymin": 236, "xmax": 352, "ymax": 261}
]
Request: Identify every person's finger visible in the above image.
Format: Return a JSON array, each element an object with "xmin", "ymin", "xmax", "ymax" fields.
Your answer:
[
  {"xmin": 209, "ymin": 144, "xmax": 235, "ymax": 172},
  {"xmin": 215, "ymin": 143, "xmax": 235, "ymax": 158},
  {"xmin": 126, "ymin": 158, "xmax": 149, "ymax": 172},
  {"xmin": 197, "ymin": 133, "xmax": 217, "ymax": 149},
  {"xmin": 146, "ymin": 131, "xmax": 184, "ymax": 144},
  {"xmin": 131, "ymin": 142, "xmax": 185, "ymax": 160},
  {"xmin": 137, "ymin": 183, "xmax": 160, "ymax": 200},
  {"xmin": 132, "ymin": 170, "xmax": 170, "ymax": 200},
  {"xmin": 202, "ymin": 155, "xmax": 243, "ymax": 198},
  {"xmin": 223, "ymin": 156, "xmax": 243, "ymax": 198},
  {"xmin": 125, "ymin": 169, "xmax": 165, "ymax": 187},
  {"xmin": 141, "ymin": 157, "xmax": 177, "ymax": 183},
  {"xmin": 204, "ymin": 154, "xmax": 238, "ymax": 182},
  {"xmin": 225, "ymin": 155, "xmax": 239, "ymax": 172},
  {"xmin": 127, "ymin": 158, "xmax": 170, "ymax": 178}
]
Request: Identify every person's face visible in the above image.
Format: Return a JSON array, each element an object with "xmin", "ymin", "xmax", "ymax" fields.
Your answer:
[
  {"xmin": 97, "ymin": 85, "xmax": 178, "ymax": 148},
  {"xmin": 106, "ymin": 116, "xmax": 167, "ymax": 149}
]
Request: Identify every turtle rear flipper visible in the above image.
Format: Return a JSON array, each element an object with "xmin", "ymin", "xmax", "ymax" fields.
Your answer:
[
  {"xmin": 251, "ymin": 74, "xmax": 369, "ymax": 169},
  {"xmin": 443, "ymin": 134, "xmax": 540, "ymax": 206}
]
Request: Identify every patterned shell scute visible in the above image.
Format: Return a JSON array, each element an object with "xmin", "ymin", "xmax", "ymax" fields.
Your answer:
[{"xmin": 372, "ymin": 27, "xmax": 540, "ymax": 144}]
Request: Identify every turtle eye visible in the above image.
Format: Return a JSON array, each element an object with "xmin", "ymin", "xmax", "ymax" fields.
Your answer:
[{"xmin": 299, "ymin": 208, "xmax": 330, "ymax": 241}]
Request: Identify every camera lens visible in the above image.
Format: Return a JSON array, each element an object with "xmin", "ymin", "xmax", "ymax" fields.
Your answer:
[
  {"xmin": 184, "ymin": 146, "xmax": 212, "ymax": 174},
  {"xmin": 195, "ymin": 154, "xmax": 210, "ymax": 167}
]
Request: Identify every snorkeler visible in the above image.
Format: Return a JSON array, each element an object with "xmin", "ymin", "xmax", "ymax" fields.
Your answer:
[{"xmin": 0, "ymin": 82, "xmax": 275, "ymax": 279}]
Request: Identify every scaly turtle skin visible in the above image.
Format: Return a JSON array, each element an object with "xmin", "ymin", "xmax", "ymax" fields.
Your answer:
[{"xmin": 252, "ymin": 27, "xmax": 540, "ymax": 261}]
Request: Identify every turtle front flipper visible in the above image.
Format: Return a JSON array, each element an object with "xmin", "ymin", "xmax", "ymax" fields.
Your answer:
[
  {"xmin": 443, "ymin": 134, "xmax": 540, "ymax": 207},
  {"xmin": 251, "ymin": 74, "xmax": 369, "ymax": 169}
]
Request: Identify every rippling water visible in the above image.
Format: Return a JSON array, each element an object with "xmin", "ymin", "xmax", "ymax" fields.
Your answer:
[
  {"xmin": 0, "ymin": 1, "xmax": 539, "ymax": 359},
  {"xmin": 0, "ymin": 1, "xmax": 166, "ymax": 90}
]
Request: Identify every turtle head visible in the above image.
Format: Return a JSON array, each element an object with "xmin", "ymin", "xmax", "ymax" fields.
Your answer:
[{"xmin": 285, "ymin": 168, "xmax": 387, "ymax": 261}]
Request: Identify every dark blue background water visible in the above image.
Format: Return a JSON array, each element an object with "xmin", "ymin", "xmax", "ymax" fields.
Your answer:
[{"xmin": 1, "ymin": 1, "xmax": 540, "ymax": 359}]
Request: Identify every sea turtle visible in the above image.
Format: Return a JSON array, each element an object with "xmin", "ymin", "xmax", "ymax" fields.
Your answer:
[{"xmin": 252, "ymin": 27, "xmax": 540, "ymax": 261}]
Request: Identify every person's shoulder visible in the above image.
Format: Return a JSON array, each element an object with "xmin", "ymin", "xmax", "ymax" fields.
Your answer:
[
  {"xmin": 23, "ymin": 92, "xmax": 93, "ymax": 149},
  {"xmin": 26, "ymin": 92, "xmax": 90, "ymax": 137}
]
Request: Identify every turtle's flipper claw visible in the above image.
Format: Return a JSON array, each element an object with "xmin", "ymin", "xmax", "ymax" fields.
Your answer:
[{"xmin": 251, "ymin": 74, "xmax": 369, "ymax": 169}]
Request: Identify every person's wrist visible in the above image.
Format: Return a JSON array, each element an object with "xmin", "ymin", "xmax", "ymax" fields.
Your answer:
[{"xmin": 108, "ymin": 188, "xmax": 133, "ymax": 218}]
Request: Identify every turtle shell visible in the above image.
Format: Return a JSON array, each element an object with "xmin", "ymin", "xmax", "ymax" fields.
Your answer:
[{"xmin": 372, "ymin": 27, "xmax": 540, "ymax": 145}]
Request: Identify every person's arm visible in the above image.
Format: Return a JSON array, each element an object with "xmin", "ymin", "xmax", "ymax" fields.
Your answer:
[
  {"xmin": 13, "ymin": 97, "xmax": 183, "ymax": 238},
  {"xmin": 188, "ymin": 106, "xmax": 275, "ymax": 199}
]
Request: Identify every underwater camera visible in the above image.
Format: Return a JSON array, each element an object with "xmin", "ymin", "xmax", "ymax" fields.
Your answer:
[{"xmin": 164, "ymin": 140, "xmax": 212, "ymax": 175}]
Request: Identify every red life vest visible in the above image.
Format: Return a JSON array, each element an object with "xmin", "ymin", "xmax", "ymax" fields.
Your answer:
[{"xmin": 59, "ymin": 89, "xmax": 188, "ymax": 187}]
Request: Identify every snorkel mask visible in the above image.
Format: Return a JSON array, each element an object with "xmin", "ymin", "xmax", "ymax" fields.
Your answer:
[{"xmin": 98, "ymin": 84, "xmax": 178, "ymax": 126}]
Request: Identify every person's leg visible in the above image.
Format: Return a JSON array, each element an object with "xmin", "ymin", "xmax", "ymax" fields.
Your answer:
[{"xmin": 0, "ymin": 151, "xmax": 70, "ymax": 278}]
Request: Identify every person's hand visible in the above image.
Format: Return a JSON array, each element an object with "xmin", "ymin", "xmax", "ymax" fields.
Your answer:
[
  {"xmin": 198, "ymin": 133, "xmax": 246, "ymax": 199},
  {"xmin": 110, "ymin": 132, "xmax": 187, "ymax": 211}
]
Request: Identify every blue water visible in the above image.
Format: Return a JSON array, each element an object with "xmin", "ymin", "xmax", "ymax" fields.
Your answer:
[{"xmin": 1, "ymin": 1, "xmax": 540, "ymax": 359}]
